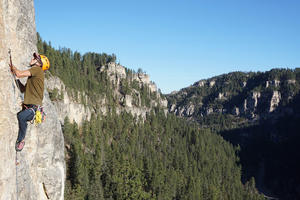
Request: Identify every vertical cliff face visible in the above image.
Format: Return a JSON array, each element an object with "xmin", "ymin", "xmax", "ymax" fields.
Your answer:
[
  {"xmin": 0, "ymin": 0, "xmax": 65, "ymax": 199},
  {"xmin": 45, "ymin": 62, "xmax": 168, "ymax": 125},
  {"xmin": 46, "ymin": 75, "xmax": 93, "ymax": 125}
]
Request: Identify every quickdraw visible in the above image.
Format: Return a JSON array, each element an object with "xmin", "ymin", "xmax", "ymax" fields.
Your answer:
[
  {"xmin": 31, "ymin": 106, "xmax": 46, "ymax": 126},
  {"xmin": 24, "ymin": 104, "xmax": 46, "ymax": 126},
  {"xmin": 32, "ymin": 106, "xmax": 46, "ymax": 125}
]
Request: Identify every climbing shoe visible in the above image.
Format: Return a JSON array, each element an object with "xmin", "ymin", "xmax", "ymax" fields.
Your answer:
[{"xmin": 15, "ymin": 140, "xmax": 25, "ymax": 152}]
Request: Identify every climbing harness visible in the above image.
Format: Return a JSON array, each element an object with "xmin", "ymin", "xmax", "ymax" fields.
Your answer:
[
  {"xmin": 34, "ymin": 106, "xmax": 46, "ymax": 125},
  {"xmin": 23, "ymin": 104, "xmax": 46, "ymax": 126},
  {"xmin": 33, "ymin": 106, "xmax": 46, "ymax": 124}
]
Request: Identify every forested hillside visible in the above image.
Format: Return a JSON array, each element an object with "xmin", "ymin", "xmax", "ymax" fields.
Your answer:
[
  {"xmin": 221, "ymin": 93, "xmax": 300, "ymax": 199},
  {"xmin": 167, "ymin": 70, "xmax": 300, "ymax": 199},
  {"xmin": 167, "ymin": 69, "xmax": 300, "ymax": 122},
  {"xmin": 38, "ymin": 35, "xmax": 265, "ymax": 200},
  {"xmin": 63, "ymin": 110, "xmax": 263, "ymax": 200}
]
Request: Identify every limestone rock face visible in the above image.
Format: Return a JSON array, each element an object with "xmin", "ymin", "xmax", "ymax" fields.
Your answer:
[
  {"xmin": 185, "ymin": 104, "xmax": 195, "ymax": 116},
  {"xmin": 46, "ymin": 75, "xmax": 92, "ymax": 124},
  {"xmin": 100, "ymin": 62, "xmax": 126, "ymax": 85},
  {"xmin": 269, "ymin": 91, "xmax": 281, "ymax": 112},
  {"xmin": 247, "ymin": 92, "xmax": 261, "ymax": 112},
  {"xmin": 218, "ymin": 92, "xmax": 226, "ymax": 100},
  {"xmin": 47, "ymin": 62, "xmax": 167, "ymax": 123},
  {"xmin": 169, "ymin": 104, "xmax": 176, "ymax": 112},
  {"xmin": 101, "ymin": 62, "xmax": 168, "ymax": 118},
  {"xmin": 167, "ymin": 71, "xmax": 299, "ymax": 123},
  {"xmin": 242, "ymin": 81, "xmax": 247, "ymax": 87},
  {"xmin": 132, "ymin": 72, "xmax": 158, "ymax": 93},
  {"xmin": 287, "ymin": 79, "xmax": 296, "ymax": 84},
  {"xmin": 0, "ymin": 1, "xmax": 65, "ymax": 200},
  {"xmin": 209, "ymin": 80, "xmax": 216, "ymax": 87},
  {"xmin": 136, "ymin": 73, "xmax": 150, "ymax": 84},
  {"xmin": 124, "ymin": 95, "xmax": 133, "ymax": 108},
  {"xmin": 206, "ymin": 107, "xmax": 214, "ymax": 115},
  {"xmin": 194, "ymin": 80, "xmax": 206, "ymax": 87},
  {"xmin": 266, "ymin": 80, "xmax": 280, "ymax": 88},
  {"xmin": 173, "ymin": 104, "xmax": 195, "ymax": 117},
  {"xmin": 232, "ymin": 107, "xmax": 240, "ymax": 116}
]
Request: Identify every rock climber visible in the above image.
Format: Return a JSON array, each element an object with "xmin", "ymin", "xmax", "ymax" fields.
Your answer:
[{"xmin": 10, "ymin": 52, "xmax": 50, "ymax": 151}]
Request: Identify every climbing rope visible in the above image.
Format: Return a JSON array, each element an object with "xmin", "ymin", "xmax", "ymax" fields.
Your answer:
[
  {"xmin": 8, "ymin": 49, "xmax": 22, "ymax": 200},
  {"xmin": 8, "ymin": 49, "xmax": 21, "ymax": 92},
  {"xmin": 42, "ymin": 182, "xmax": 50, "ymax": 199}
]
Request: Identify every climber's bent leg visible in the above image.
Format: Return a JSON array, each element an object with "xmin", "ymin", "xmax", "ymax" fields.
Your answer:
[{"xmin": 16, "ymin": 109, "xmax": 34, "ymax": 142}]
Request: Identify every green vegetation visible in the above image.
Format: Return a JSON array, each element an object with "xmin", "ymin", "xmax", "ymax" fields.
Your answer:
[
  {"xmin": 167, "ymin": 69, "xmax": 300, "ymax": 118},
  {"xmin": 37, "ymin": 33, "xmax": 116, "ymax": 103},
  {"xmin": 167, "ymin": 69, "xmax": 300, "ymax": 199},
  {"xmin": 220, "ymin": 93, "xmax": 300, "ymax": 199},
  {"xmin": 48, "ymin": 88, "xmax": 64, "ymax": 101},
  {"xmin": 38, "ymin": 34, "xmax": 265, "ymax": 199},
  {"xmin": 37, "ymin": 33, "xmax": 161, "ymax": 107},
  {"xmin": 63, "ymin": 110, "xmax": 264, "ymax": 200}
]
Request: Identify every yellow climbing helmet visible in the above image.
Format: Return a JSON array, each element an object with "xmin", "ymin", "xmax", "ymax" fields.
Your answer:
[
  {"xmin": 40, "ymin": 55, "xmax": 50, "ymax": 71},
  {"xmin": 34, "ymin": 53, "xmax": 50, "ymax": 71}
]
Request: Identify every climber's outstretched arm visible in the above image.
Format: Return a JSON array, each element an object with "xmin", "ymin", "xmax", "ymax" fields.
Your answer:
[
  {"xmin": 10, "ymin": 64, "xmax": 31, "ymax": 78},
  {"xmin": 9, "ymin": 64, "xmax": 29, "ymax": 93}
]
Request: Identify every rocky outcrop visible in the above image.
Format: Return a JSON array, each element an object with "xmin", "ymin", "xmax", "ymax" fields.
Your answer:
[
  {"xmin": 167, "ymin": 70, "xmax": 299, "ymax": 122},
  {"xmin": 243, "ymin": 92, "xmax": 261, "ymax": 114},
  {"xmin": 218, "ymin": 92, "xmax": 226, "ymax": 100},
  {"xmin": 197, "ymin": 80, "xmax": 206, "ymax": 87},
  {"xmin": 287, "ymin": 79, "xmax": 296, "ymax": 84},
  {"xmin": 232, "ymin": 107, "xmax": 240, "ymax": 116},
  {"xmin": 209, "ymin": 80, "xmax": 216, "ymax": 87},
  {"xmin": 133, "ymin": 73, "xmax": 157, "ymax": 93},
  {"xmin": 100, "ymin": 62, "xmax": 157, "ymax": 93},
  {"xmin": 185, "ymin": 104, "xmax": 195, "ymax": 116},
  {"xmin": 0, "ymin": 1, "xmax": 65, "ymax": 199},
  {"xmin": 46, "ymin": 75, "xmax": 93, "ymax": 125},
  {"xmin": 174, "ymin": 104, "xmax": 195, "ymax": 117},
  {"xmin": 47, "ymin": 62, "xmax": 168, "ymax": 124},
  {"xmin": 100, "ymin": 62, "xmax": 126, "ymax": 85},
  {"xmin": 206, "ymin": 107, "xmax": 214, "ymax": 115},
  {"xmin": 169, "ymin": 104, "xmax": 176, "ymax": 112},
  {"xmin": 100, "ymin": 62, "xmax": 168, "ymax": 118},
  {"xmin": 269, "ymin": 91, "xmax": 281, "ymax": 112},
  {"xmin": 266, "ymin": 80, "xmax": 280, "ymax": 88}
]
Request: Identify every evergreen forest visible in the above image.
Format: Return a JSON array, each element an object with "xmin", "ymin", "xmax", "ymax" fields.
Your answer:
[
  {"xmin": 167, "ymin": 68, "xmax": 300, "ymax": 199},
  {"xmin": 63, "ymin": 111, "xmax": 263, "ymax": 200},
  {"xmin": 37, "ymin": 34, "xmax": 265, "ymax": 200}
]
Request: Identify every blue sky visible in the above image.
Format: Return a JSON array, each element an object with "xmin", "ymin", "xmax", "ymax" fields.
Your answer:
[{"xmin": 34, "ymin": 0, "xmax": 300, "ymax": 94}]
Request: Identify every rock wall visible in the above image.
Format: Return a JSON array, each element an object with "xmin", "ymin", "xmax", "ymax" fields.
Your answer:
[
  {"xmin": 100, "ymin": 62, "xmax": 168, "ymax": 118},
  {"xmin": 46, "ymin": 75, "xmax": 93, "ymax": 125},
  {"xmin": 167, "ymin": 72, "xmax": 298, "ymax": 122},
  {"xmin": 0, "ymin": 0, "xmax": 65, "ymax": 199},
  {"xmin": 47, "ymin": 62, "xmax": 168, "ymax": 125}
]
